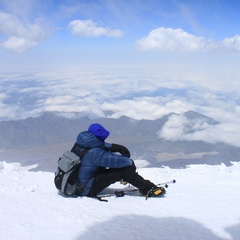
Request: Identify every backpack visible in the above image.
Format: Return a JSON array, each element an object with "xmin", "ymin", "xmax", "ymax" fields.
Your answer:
[{"xmin": 54, "ymin": 145, "xmax": 89, "ymax": 196}]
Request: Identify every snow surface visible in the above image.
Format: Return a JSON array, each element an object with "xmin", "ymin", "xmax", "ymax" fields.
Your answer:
[{"xmin": 0, "ymin": 160, "xmax": 240, "ymax": 240}]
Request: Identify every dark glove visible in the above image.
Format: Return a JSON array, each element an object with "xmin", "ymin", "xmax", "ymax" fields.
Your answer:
[{"xmin": 110, "ymin": 144, "xmax": 131, "ymax": 158}]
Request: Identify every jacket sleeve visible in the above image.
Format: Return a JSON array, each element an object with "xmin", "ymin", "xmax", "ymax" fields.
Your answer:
[
  {"xmin": 104, "ymin": 143, "xmax": 131, "ymax": 158},
  {"xmin": 93, "ymin": 148, "xmax": 133, "ymax": 168}
]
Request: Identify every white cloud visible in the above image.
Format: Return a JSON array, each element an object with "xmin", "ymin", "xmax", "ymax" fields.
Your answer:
[
  {"xmin": 1, "ymin": 36, "xmax": 37, "ymax": 53},
  {"xmin": 0, "ymin": 92, "xmax": 8, "ymax": 100},
  {"xmin": 158, "ymin": 114, "xmax": 240, "ymax": 147},
  {"xmin": 101, "ymin": 97, "xmax": 195, "ymax": 120},
  {"xmin": 135, "ymin": 27, "xmax": 206, "ymax": 52},
  {"xmin": 68, "ymin": 19, "xmax": 124, "ymax": 38},
  {"xmin": 222, "ymin": 35, "xmax": 240, "ymax": 50},
  {"xmin": 0, "ymin": 0, "xmax": 36, "ymax": 16},
  {"xmin": 0, "ymin": 11, "xmax": 50, "ymax": 52},
  {"xmin": 0, "ymin": 11, "xmax": 23, "ymax": 35},
  {"xmin": 158, "ymin": 115, "xmax": 184, "ymax": 141},
  {"xmin": 135, "ymin": 27, "xmax": 240, "ymax": 52}
]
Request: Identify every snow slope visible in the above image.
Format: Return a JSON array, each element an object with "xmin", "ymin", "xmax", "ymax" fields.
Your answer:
[{"xmin": 0, "ymin": 161, "xmax": 240, "ymax": 240}]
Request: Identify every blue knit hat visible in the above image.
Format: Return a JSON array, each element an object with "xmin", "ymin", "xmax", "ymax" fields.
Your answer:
[{"xmin": 88, "ymin": 123, "xmax": 110, "ymax": 142}]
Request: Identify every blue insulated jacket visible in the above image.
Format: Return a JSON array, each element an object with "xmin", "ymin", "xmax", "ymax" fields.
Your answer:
[{"xmin": 75, "ymin": 131, "xmax": 132, "ymax": 196}]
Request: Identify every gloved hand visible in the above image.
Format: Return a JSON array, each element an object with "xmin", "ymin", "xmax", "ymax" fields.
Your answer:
[{"xmin": 110, "ymin": 144, "xmax": 131, "ymax": 158}]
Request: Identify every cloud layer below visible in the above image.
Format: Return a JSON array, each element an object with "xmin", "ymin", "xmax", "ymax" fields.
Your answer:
[{"xmin": 1, "ymin": 67, "xmax": 240, "ymax": 147}]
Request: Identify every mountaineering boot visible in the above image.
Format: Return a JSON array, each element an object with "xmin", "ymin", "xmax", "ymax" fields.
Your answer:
[
  {"xmin": 145, "ymin": 187, "xmax": 166, "ymax": 198},
  {"xmin": 148, "ymin": 186, "xmax": 166, "ymax": 197}
]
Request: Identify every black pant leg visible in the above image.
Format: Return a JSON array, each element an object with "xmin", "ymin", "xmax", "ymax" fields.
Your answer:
[
  {"xmin": 87, "ymin": 168, "xmax": 123, "ymax": 197},
  {"xmin": 88, "ymin": 164, "xmax": 156, "ymax": 196},
  {"xmin": 122, "ymin": 164, "xmax": 156, "ymax": 194}
]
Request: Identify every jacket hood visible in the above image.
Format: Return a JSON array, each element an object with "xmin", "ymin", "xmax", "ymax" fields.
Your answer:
[
  {"xmin": 76, "ymin": 131, "xmax": 103, "ymax": 148},
  {"xmin": 88, "ymin": 123, "xmax": 110, "ymax": 142}
]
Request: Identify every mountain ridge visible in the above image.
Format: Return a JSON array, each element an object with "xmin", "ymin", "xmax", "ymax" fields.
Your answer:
[{"xmin": 0, "ymin": 110, "xmax": 239, "ymax": 171}]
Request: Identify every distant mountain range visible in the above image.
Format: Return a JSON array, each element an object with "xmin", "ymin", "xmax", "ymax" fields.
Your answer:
[{"xmin": 0, "ymin": 111, "xmax": 239, "ymax": 171}]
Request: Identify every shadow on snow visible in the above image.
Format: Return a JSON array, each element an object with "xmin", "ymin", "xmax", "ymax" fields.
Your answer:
[{"xmin": 75, "ymin": 215, "xmax": 239, "ymax": 240}]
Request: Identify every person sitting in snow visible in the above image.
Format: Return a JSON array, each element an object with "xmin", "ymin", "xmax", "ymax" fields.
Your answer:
[{"xmin": 73, "ymin": 123, "xmax": 165, "ymax": 198}]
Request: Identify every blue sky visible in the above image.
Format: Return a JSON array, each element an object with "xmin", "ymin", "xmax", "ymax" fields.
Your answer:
[
  {"xmin": 1, "ymin": 0, "xmax": 240, "ymax": 68},
  {"xmin": 1, "ymin": 0, "xmax": 240, "ymax": 147}
]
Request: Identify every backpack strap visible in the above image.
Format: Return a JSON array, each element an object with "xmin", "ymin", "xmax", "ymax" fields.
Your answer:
[
  {"xmin": 70, "ymin": 143, "xmax": 91, "ymax": 196},
  {"xmin": 77, "ymin": 148, "xmax": 90, "ymax": 158},
  {"xmin": 71, "ymin": 143, "xmax": 78, "ymax": 152},
  {"xmin": 71, "ymin": 143, "xmax": 90, "ymax": 158}
]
